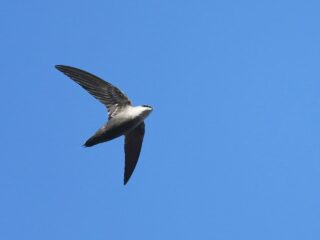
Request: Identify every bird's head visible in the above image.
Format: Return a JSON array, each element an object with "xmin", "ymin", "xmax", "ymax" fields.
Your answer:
[
  {"xmin": 141, "ymin": 105, "xmax": 153, "ymax": 117},
  {"xmin": 142, "ymin": 105, "xmax": 153, "ymax": 110}
]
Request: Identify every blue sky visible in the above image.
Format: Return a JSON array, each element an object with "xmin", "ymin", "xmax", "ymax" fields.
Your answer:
[{"xmin": 1, "ymin": 0, "xmax": 320, "ymax": 239}]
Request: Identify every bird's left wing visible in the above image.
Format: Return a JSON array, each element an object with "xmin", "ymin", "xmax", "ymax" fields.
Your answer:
[
  {"xmin": 55, "ymin": 65, "xmax": 131, "ymax": 118},
  {"xmin": 124, "ymin": 122, "xmax": 145, "ymax": 185}
]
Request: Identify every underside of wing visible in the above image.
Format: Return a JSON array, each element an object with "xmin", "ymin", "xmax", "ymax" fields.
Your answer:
[
  {"xmin": 124, "ymin": 122, "xmax": 145, "ymax": 185},
  {"xmin": 55, "ymin": 65, "xmax": 131, "ymax": 118}
]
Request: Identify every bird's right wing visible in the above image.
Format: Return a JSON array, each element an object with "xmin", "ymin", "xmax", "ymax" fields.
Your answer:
[
  {"xmin": 124, "ymin": 122, "xmax": 145, "ymax": 185},
  {"xmin": 55, "ymin": 65, "xmax": 131, "ymax": 118}
]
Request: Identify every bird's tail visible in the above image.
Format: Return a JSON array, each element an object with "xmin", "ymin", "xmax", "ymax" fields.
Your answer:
[
  {"xmin": 83, "ymin": 127, "xmax": 107, "ymax": 147},
  {"xmin": 83, "ymin": 137, "xmax": 97, "ymax": 147},
  {"xmin": 84, "ymin": 131, "xmax": 110, "ymax": 147},
  {"xmin": 83, "ymin": 124, "xmax": 121, "ymax": 147}
]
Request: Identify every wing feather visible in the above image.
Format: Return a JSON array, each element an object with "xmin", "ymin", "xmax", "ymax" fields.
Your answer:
[
  {"xmin": 55, "ymin": 65, "xmax": 131, "ymax": 118},
  {"xmin": 124, "ymin": 122, "xmax": 145, "ymax": 185}
]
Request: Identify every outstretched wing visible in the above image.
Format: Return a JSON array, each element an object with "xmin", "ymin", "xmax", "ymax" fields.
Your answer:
[
  {"xmin": 124, "ymin": 122, "xmax": 145, "ymax": 185},
  {"xmin": 55, "ymin": 65, "xmax": 131, "ymax": 118}
]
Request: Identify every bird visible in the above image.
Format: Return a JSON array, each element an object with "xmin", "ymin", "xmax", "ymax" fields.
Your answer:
[{"xmin": 55, "ymin": 65, "xmax": 153, "ymax": 185}]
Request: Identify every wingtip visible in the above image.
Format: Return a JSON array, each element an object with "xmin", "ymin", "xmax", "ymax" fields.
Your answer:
[
  {"xmin": 55, "ymin": 65, "xmax": 64, "ymax": 72},
  {"xmin": 55, "ymin": 65, "xmax": 84, "ymax": 73},
  {"xmin": 55, "ymin": 65, "xmax": 66, "ymax": 71},
  {"xmin": 123, "ymin": 178, "xmax": 129, "ymax": 185},
  {"xmin": 124, "ymin": 173, "xmax": 133, "ymax": 185}
]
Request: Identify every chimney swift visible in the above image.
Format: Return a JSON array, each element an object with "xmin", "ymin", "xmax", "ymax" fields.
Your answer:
[{"xmin": 55, "ymin": 65, "xmax": 153, "ymax": 185}]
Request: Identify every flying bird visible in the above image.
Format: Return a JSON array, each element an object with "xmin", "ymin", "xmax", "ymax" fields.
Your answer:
[{"xmin": 55, "ymin": 65, "xmax": 153, "ymax": 185}]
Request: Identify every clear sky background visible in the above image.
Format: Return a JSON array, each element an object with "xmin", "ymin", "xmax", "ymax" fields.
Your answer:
[{"xmin": 1, "ymin": 0, "xmax": 320, "ymax": 239}]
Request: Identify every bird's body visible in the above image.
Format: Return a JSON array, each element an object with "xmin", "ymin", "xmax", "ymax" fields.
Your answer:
[
  {"xmin": 55, "ymin": 65, "xmax": 152, "ymax": 185},
  {"xmin": 85, "ymin": 105, "xmax": 152, "ymax": 147}
]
